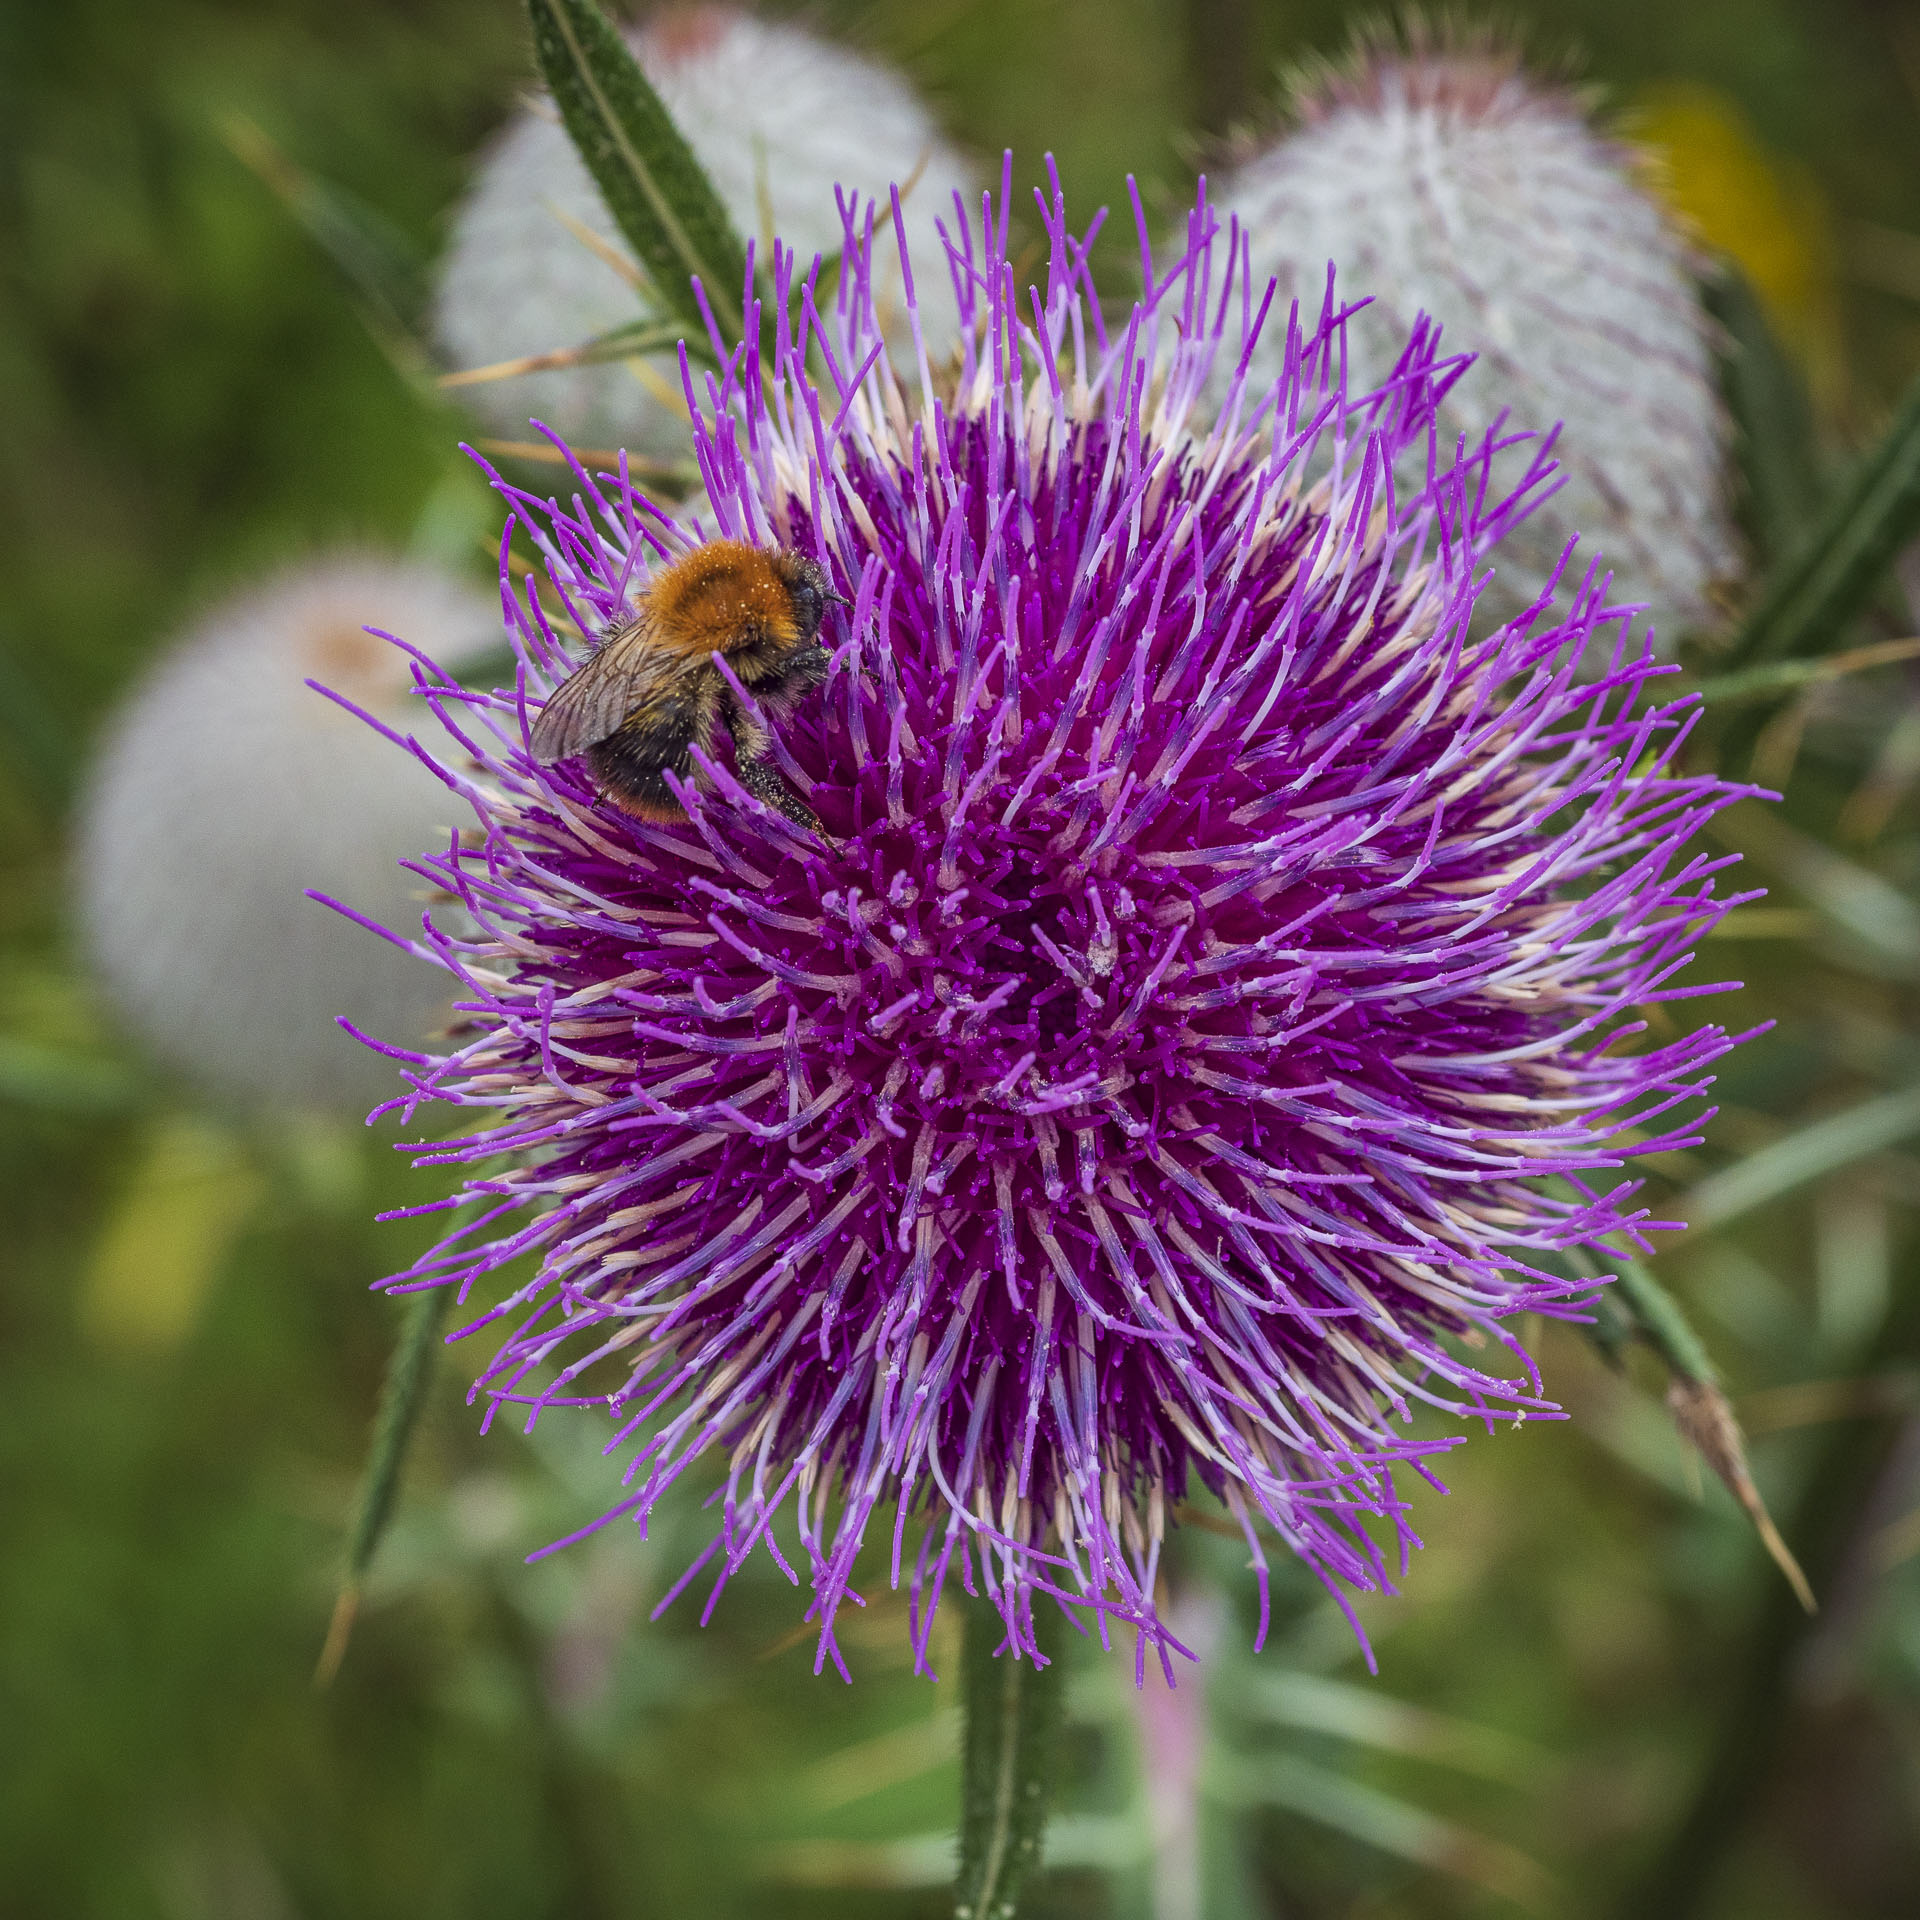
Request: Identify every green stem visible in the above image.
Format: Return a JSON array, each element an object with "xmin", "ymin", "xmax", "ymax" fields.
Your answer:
[
  {"xmin": 954, "ymin": 1596, "xmax": 1067, "ymax": 1920},
  {"xmin": 1688, "ymin": 635, "xmax": 1920, "ymax": 707},
  {"xmin": 1563, "ymin": 1242, "xmax": 1718, "ymax": 1384},
  {"xmin": 315, "ymin": 1285, "xmax": 450, "ymax": 1684}
]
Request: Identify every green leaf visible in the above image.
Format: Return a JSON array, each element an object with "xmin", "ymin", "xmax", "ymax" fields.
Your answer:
[
  {"xmin": 1689, "ymin": 635, "xmax": 1920, "ymax": 706},
  {"xmin": 1231, "ymin": 1671, "xmax": 1547, "ymax": 1788},
  {"xmin": 1716, "ymin": 804, "xmax": 1920, "ymax": 979},
  {"xmin": 1592, "ymin": 1248, "xmax": 1723, "ymax": 1385},
  {"xmin": 954, "ymin": 1598, "xmax": 1067, "ymax": 1920},
  {"xmin": 1563, "ymin": 1241, "xmax": 1817, "ymax": 1611},
  {"xmin": 1555, "ymin": 1214, "xmax": 1721, "ymax": 1387},
  {"xmin": 526, "ymin": 0, "xmax": 750, "ymax": 351},
  {"xmin": 802, "ymin": 1711, "xmax": 960, "ymax": 1811},
  {"xmin": 1730, "ymin": 366, "xmax": 1920, "ymax": 666}
]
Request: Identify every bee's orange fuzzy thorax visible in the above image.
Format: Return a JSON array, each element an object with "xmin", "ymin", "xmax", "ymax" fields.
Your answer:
[{"xmin": 647, "ymin": 540, "xmax": 799, "ymax": 657}]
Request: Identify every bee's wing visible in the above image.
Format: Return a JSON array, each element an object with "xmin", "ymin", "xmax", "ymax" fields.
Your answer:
[{"xmin": 528, "ymin": 618, "xmax": 667, "ymax": 763}]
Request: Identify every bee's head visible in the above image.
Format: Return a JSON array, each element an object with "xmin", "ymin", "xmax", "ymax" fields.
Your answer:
[{"xmin": 772, "ymin": 549, "xmax": 847, "ymax": 643}]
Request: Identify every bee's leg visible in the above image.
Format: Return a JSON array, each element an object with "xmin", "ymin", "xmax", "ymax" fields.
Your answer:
[
  {"xmin": 734, "ymin": 755, "xmax": 821, "ymax": 833},
  {"xmin": 719, "ymin": 686, "xmax": 821, "ymax": 833},
  {"xmin": 723, "ymin": 694, "xmax": 772, "ymax": 766}
]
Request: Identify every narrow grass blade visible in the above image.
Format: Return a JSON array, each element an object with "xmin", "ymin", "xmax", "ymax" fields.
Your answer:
[
  {"xmin": 1219, "ymin": 1753, "xmax": 1551, "ymax": 1909},
  {"xmin": 1232, "ymin": 1671, "xmax": 1546, "ymax": 1788},
  {"xmin": 437, "ymin": 313, "xmax": 693, "ymax": 389},
  {"xmin": 954, "ymin": 1599, "xmax": 1066, "ymax": 1920},
  {"xmin": 804, "ymin": 1711, "xmax": 959, "ymax": 1811},
  {"xmin": 1685, "ymin": 1084, "xmax": 1920, "ymax": 1231},
  {"xmin": 1713, "ymin": 803, "xmax": 1920, "ymax": 979},
  {"xmin": 1703, "ymin": 266, "xmax": 1823, "ymax": 569},
  {"xmin": 1625, "ymin": 1273, "xmax": 1920, "ymax": 1919},
  {"xmin": 526, "ymin": 0, "xmax": 749, "ymax": 350},
  {"xmin": 1565, "ymin": 1242, "xmax": 1813, "ymax": 1608},
  {"xmin": 1607, "ymin": 1255, "xmax": 1722, "ymax": 1384},
  {"xmin": 1666, "ymin": 1377, "xmax": 1817, "ymax": 1611},
  {"xmin": 222, "ymin": 114, "xmax": 432, "ymax": 381},
  {"xmin": 315, "ymin": 1285, "xmax": 450, "ymax": 1685},
  {"xmin": 1690, "ymin": 634, "xmax": 1920, "ymax": 705},
  {"xmin": 1731, "ymin": 367, "xmax": 1920, "ymax": 665}
]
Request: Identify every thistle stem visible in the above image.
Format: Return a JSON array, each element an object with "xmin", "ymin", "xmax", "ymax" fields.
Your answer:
[
  {"xmin": 314, "ymin": 1285, "xmax": 449, "ymax": 1685},
  {"xmin": 954, "ymin": 1596, "xmax": 1066, "ymax": 1920}
]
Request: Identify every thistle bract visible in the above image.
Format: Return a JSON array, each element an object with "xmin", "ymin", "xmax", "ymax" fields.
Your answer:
[{"xmin": 366, "ymin": 165, "xmax": 1753, "ymax": 1675}]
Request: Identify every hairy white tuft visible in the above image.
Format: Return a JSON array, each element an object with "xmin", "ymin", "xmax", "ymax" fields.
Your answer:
[
  {"xmin": 1213, "ymin": 43, "xmax": 1734, "ymax": 643},
  {"xmin": 434, "ymin": 5, "xmax": 975, "ymax": 448},
  {"xmin": 76, "ymin": 556, "xmax": 499, "ymax": 1111}
]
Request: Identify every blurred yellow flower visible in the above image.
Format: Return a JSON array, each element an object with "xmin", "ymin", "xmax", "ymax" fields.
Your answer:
[
  {"xmin": 80, "ymin": 1116, "xmax": 262, "ymax": 1354},
  {"xmin": 1629, "ymin": 81, "xmax": 1842, "ymax": 405}
]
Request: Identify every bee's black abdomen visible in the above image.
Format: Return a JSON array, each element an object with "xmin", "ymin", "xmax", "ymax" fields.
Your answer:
[
  {"xmin": 586, "ymin": 736, "xmax": 687, "ymax": 816},
  {"xmin": 587, "ymin": 695, "xmax": 699, "ymax": 817}
]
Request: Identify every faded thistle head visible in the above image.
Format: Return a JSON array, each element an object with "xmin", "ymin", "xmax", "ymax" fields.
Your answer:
[{"xmin": 1211, "ymin": 21, "xmax": 1735, "ymax": 646}]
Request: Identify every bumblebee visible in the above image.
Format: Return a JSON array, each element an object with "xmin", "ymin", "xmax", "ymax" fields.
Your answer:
[{"xmin": 530, "ymin": 540, "xmax": 843, "ymax": 831}]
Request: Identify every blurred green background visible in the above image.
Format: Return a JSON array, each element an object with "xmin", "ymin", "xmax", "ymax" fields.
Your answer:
[{"xmin": 6, "ymin": 1, "xmax": 1920, "ymax": 1916}]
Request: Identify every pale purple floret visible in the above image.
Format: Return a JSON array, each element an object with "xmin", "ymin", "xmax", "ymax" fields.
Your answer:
[{"xmin": 342, "ymin": 159, "xmax": 1758, "ymax": 1680}]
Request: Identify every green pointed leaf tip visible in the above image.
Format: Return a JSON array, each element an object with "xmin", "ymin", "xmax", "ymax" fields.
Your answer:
[
  {"xmin": 525, "ymin": 0, "xmax": 751, "ymax": 348},
  {"xmin": 953, "ymin": 1600, "xmax": 1067, "ymax": 1920}
]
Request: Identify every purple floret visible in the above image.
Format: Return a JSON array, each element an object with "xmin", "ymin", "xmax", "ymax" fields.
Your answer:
[{"xmin": 351, "ymin": 159, "xmax": 1757, "ymax": 1679}]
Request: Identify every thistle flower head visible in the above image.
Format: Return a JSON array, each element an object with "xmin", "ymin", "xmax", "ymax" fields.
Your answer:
[
  {"xmin": 371, "ymin": 164, "xmax": 1753, "ymax": 1674},
  {"xmin": 434, "ymin": 4, "xmax": 974, "ymax": 447},
  {"xmin": 1212, "ymin": 27, "xmax": 1734, "ymax": 644},
  {"xmin": 78, "ymin": 555, "xmax": 497, "ymax": 1109}
]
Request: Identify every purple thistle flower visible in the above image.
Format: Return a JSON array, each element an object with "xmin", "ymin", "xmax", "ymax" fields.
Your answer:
[{"xmin": 354, "ymin": 160, "xmax": 1757, "ymax": 1679}]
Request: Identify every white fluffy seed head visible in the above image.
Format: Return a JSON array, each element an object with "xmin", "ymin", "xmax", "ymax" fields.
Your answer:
[
  {"xmin": 1213, "ymin": 38, "xmax": 1734, "ymax": 643},
  {"xmin": 434, "ymin": 4, "xmax": 975, "ymax": 448},
  {"xmin": 76, "ymin": 556, "xmax": 500, "ymax": 1111}
]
